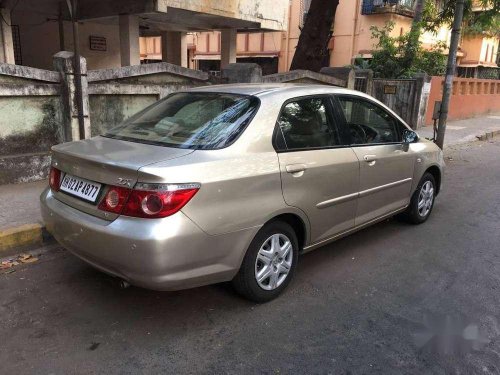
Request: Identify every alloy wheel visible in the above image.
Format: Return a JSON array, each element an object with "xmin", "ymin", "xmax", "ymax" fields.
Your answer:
[
  {"xmin": 254, "ymin": 234, "xmax": 293, "ymax": 291},
  {"xmin": 417, "ymin": 180, "xmax": 434, "ymax": 217}
]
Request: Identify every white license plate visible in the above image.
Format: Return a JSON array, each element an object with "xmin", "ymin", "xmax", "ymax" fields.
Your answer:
[{"xmin": 60, "ymin": 173, "xmax": 102, "ymax": 203}]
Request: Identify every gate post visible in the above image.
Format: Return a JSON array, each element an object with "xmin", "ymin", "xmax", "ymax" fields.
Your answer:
[
  {"xmin": 320, "ymin": 67, "xmax": 355, "ymax": 89},
  {"xmin": 412, "ymin": 73, "xmax": 431, "ymax": 129},
  {"xmin": 53, "ymin": 51, "xmax": 91, "ymax": 141}
]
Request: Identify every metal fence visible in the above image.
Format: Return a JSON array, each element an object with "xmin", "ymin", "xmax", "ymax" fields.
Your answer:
[
  {"xmin": 457, "ymin": 66, "xmax": 500, "ymax": 80},
  {"xmin": 354, "ymin": 77, "xmax": 368, "ymax": 93},
  {"xmin": 362, "ymin": 0, "xmax": 415, "ymax": 15}
]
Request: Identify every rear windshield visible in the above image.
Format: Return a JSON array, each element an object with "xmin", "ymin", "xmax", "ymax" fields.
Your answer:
[{"xmin": 104, "ymin": 92, "xmax": 259, "ymax": 150}]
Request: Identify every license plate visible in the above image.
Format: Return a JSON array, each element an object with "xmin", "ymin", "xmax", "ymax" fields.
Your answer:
[{"xmin": 60, "ymin": 173, "xmax": 102, "ymax": 203}]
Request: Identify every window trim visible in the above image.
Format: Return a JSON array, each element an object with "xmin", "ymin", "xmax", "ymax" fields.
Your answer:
[
  {"xmin": 332, "ymin": 94, "xmax": 408, "ymax": 147},
  {"xmin": 272, "ymin": 94, "xmax": 347, "ymax": 153}
]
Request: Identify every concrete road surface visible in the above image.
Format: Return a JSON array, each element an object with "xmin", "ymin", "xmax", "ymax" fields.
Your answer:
[{"xmin": 1, "ymin": 139, "xmax": 500, "ymax": 374}]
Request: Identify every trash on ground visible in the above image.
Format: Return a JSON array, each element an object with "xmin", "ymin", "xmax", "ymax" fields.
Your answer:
[{"xmin": 0, "ymin": 253, "xmax": 39, "ymax": 271}]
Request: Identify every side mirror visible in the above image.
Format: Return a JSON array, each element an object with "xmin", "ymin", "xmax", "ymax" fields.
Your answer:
[{"xmin": 402, "ymin": 129, "xmax": 419, "ymax": 144}]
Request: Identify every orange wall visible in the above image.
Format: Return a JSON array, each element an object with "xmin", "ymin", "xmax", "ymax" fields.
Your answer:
[
  {"xmin": 425, "ymin": 76, "xmax": 500, "ymax": 125},
  {"xmin": 460, "ymin": 36, "xmax": 499, "ymax": 66}
]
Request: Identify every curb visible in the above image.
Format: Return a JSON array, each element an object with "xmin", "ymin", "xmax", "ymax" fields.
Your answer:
[
  {"xmin": 0, "ymin": 223, "xmax": 46, "ymax": 254},
  {"xmin": 477, "ymin": 129, "xmax": 500, "ymax": 141}
]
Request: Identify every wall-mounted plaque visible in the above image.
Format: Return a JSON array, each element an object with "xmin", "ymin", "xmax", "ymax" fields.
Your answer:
[
  {"xmin": 384, "ymin": 85, "xmax": 397, "ymax": 95},
  {"xmin": 89, "ymin": 36, "xmax": 107, "ymax": 51}
]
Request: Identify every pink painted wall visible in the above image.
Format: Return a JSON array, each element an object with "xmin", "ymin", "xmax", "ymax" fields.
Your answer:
[{"xmin": 425, "ymin": 76, "xmax": 500, "ymax": 126}]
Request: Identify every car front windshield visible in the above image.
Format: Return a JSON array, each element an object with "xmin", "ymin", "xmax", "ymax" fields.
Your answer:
[{"xmin": 104, "ymin": 92, "xmax": 260, "ymax": 150}]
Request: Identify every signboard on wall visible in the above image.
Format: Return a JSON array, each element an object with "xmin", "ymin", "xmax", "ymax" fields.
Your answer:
[
  {"xmin": 89, "ymin": 36, "xmax": 107, "ymax": 51},
  {"xmin": 384, "ymin": 85, "xmax": 397, "ymax": 95}
]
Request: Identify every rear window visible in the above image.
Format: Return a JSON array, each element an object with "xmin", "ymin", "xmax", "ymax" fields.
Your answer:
[{"xmin": 104, "ymin": 92, "xmax": 259, "ymax": 150}]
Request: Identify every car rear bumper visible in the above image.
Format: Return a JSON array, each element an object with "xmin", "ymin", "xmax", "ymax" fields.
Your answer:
[{"xmin": 40, "ymin": 188, "xmax": 258, "ymax": 291}]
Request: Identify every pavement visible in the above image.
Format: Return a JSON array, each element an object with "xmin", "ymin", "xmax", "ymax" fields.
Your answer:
[
  {"xmin": 418, "ymin": 113, "xmax": 500, "ymax": 145},
  {"xmin": 0, "ymin": 179, "xmax": 46, "ymax": 231},
  {"xmin": 0, "ymin": 180, "xmax": 47, "ymax": 253},
  {"xmin": 1, "ymin": 138, "xmax": 499, "ymax": 374},
  {"xmin": 0, "ymin": 113, "xmax": 499, "ymax": 254}
]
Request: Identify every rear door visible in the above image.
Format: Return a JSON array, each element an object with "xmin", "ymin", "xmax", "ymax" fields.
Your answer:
[
  {"xmin": 334, "ymin": 95, "xmax": 416, "ymax": 226},
  {"xmin": 276, "ymin": 96, "xmax": 359, "ymax": 244}
]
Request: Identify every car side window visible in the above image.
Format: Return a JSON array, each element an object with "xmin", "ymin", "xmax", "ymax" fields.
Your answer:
[
  {"xmin": 276, "ymin": 97, "xmax": 340, "ymax": 151},
  {"xmin": 337, "ymin": 97, "xmax": 402, "ymax": 145}
]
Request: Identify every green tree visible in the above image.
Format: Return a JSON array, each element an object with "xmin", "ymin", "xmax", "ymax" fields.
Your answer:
[
  {"xmin": 367, "ymin": 21, "xmax": 447, "ymax": 78},
  {"xmin": 402, "ymin": 0, "xmax": 426, "ymax": 74},
  {"xmin": 425, "ymin": 0, "xmax": 500, "ymax": 37}
]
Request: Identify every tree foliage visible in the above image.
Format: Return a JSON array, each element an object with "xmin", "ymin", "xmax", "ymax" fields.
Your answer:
[
  {"xmin": 425, "ymin": 0, "xmax": 500, "ymax": 37},
  {"xmin": 360, "ymin": 21, "xmax": 447, "ymax": 78}
]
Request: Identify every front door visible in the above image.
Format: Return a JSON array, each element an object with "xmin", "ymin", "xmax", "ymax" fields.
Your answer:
[
  {"xmin": 335, "ymin": 95, "xmax": 416, "ymax": 226},
  {"xmin": 276, "ymin": 96, "xmax": 360, "ymax": 244}
]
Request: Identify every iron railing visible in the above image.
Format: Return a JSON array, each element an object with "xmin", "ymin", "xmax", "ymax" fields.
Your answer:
[{"xmin": 362, "ymin": 0, "xmax": 416, "ymax": 17}]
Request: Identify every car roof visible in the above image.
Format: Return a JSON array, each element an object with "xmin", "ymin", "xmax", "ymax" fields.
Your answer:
[
  {"xmin": 188, "ymin": 83, "xmax": 365, "ymax": 98},
  {"xmin": 187, "ymin": 83, "xmax": 409, "ymax": 127}
]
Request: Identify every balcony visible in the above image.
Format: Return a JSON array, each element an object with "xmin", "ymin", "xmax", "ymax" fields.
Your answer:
[{"xmin": 362, "ymin": 0, "xmax": 416, "ymax": 18}]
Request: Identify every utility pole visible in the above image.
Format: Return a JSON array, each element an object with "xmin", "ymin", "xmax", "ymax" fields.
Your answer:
[
  {"xmin": 66, "ymin": 0, "xmax": 86, "ymax": 140},
  {"xmin": 435, "ymin": 0, "xmax": 465, "ymax": 149}
]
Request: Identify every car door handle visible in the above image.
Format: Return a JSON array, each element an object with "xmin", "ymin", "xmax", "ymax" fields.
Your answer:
[
  {"xmin": 363, "ymin": 155, "xmax": 377, "ymax": 166},
  {"xmin": 286, "ymin": 164, "xmax": 307, "ymax": 175}
]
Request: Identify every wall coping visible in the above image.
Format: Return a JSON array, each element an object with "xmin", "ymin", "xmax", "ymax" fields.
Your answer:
[
  {"xmin": 0, "ymin": 83, "xmax": 60, "ymax": 96},
  {"xmin": 87, "ymin": 62, "xmax": 210, "ymax": 83},
  {"xmin": 430, "ymin": 76, "xmax": 500, "ymax": 84},
  {"xmin": 0, "ymin": 63, "xmax": 60, "ymax": 83},
  {"xmin": 262, "ymin": 70, "xmax": 346, "ymax": 87}
]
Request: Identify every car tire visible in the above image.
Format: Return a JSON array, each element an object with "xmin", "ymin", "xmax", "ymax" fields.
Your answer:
[
  {"xmin": 399, "ymin": 172, "xmax": 436, "ymax": 224},
  {"xmin": 232, "ymin": 221, "xmax": 299, "ymax": 303}
]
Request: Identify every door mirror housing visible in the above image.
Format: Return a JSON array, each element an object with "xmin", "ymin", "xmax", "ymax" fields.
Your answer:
[{"xmin": 402, "ymin": 129, "xmax": 419, "ymax": 144}]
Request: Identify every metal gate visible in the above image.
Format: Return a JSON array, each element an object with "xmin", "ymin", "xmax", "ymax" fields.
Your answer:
[
  {"xmin": 371, "ymin": 79, "xmax": 417, "ymax": 126},
  {"xmin": 354, "ymin": 77, "xmax": 368, "ymax": 93}
]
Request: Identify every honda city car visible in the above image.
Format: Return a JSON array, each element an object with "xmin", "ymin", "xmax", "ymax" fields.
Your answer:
[{"xmin": 41, "ymin": 84, "xmax": 444, "ymax": 302}]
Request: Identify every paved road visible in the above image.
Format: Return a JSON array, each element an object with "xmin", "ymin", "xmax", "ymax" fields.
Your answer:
[{"xmin": 2, "ymin": 140, "xmax": 500, "ymax": 374}]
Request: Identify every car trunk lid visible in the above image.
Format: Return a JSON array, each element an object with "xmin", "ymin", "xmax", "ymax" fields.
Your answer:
[{"xmin": 51, "ymin": 136, "xmax": 194, "ymax": 220}]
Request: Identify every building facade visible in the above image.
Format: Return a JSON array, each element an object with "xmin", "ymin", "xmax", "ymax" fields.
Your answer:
[
  {"xmin": 1, "ymin": 0, "xmax": 498, "ymax": 76},
  {"xmin": 139, "ymin": 31, "xmax": 283, "ymax": 75},
  {"xmin": 0, "ymin": 0, "xmax": 289, "ymax": 70},
  {"xmin": 283, "ymin": 0, "xmax": 499, "ymax": 73},
  {"xmin": 139, "ymin": 0, "xmax": 499, "ymax": 75}
]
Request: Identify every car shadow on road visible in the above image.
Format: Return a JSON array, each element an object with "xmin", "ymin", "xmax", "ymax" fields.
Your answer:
[{"xmin": 63, "ymin": 215, "xmax": 414, "ymax": 314}]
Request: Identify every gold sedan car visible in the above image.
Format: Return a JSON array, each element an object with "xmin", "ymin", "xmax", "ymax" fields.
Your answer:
[{"xmin": 41, "ymin": 84, "xmax": 444, "ymax": 302}]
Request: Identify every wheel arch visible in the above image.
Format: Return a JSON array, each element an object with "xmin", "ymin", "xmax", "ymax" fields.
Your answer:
[
  {"xmin": 425, "ymin": 165, "xmax": 442, "ymax": 195},
  {"xmin": 264, "ymin": 211, "xmax": 310, "ymax": 251}
]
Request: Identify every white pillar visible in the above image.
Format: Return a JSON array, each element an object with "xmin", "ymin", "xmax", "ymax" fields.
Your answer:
[
  {"xmin": 119, "ymin": 15, "xmax": 140, "ymax": 67},
  {"xmin": 0, "ymin": 8, "xmax": 15, "ymax": 64},
  {"xmin": 221, "ymin": 29, "xmax": 237, "ymax": 69},
  {"xmin": 161, "ymin": 31, "xmax": 187, "ymax": 68}
]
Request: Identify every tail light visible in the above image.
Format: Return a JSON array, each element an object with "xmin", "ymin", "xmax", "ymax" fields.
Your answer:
[
  {"xmin": 49, "ymin": 167, "xmax": 61, "ymax": 192},
  {"xmin": 98, "ymin": 186, "xmax": 131, "ymax": 214},
  {"xmin": 99, "ymin": 183, "xmax": 200, "ymax": 219}
]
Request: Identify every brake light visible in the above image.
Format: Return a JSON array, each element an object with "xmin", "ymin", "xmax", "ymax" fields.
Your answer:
[
  {"xmin": 49, "ymin": 167, "xmax": 61, "ymax": 192},
  {"xmin": 98, "ymin": 186, "xmax": 131, "ymax": 214},
  {"xmin": 98, "ymin": 183, "xmax": 200, "ymax": 218}
]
